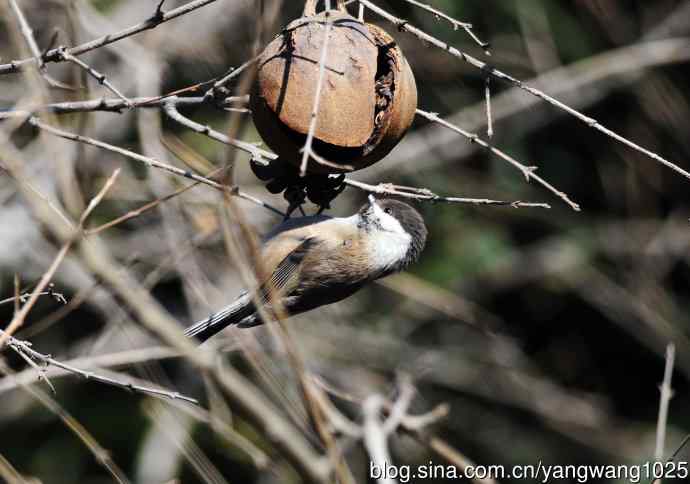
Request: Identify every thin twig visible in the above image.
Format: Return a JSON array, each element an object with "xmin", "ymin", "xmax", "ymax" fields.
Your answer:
[
  {"xmin": 398, "ymin": 0, "xmax": 490, "ymax": 53},
  {"xmin": 414, "ymin": 108, "xmax": 580, "ymax": 210},
  {"xmin": 0, "ymin": 288, "xmax": 66, "ymax": 307},
  {"xmin": 655, "ymin": 343, "xmax": 676, "ymax": 461},
  {"xmin": 11, "ymin": 343, "xmax": 57, "ymax": 395},
  {"xmin": 300, "ymin": 1, "xmax": 334, "ymax": 177},
  {"xmin": 56, "ymin": 46, "xmax": 132, "ymax": 107},
  {"xmin": 29, "ymin": 117, "xmax": 284, "ymax": 217},
  {"xmin": 0, "ymin": 169, "xmax": 120, "ymax": 346},
  {"xmin": 205, "ymin": 57, "xmax": 260, "ymax": 101},
  {"xmin": 0, "ymin": 0, "xmax": 221, "ymax": 75},
  {"xmin": 0, "ymin": 95, "xmax": 247, "ymax": 118},
  {"xmin": 358, "ymin": 0, "xmax": 690, "ymax": 183},
  {"xmin": 0, "ymin": 359, "xmax": 132, "ymax": 484},
  {"xmin": 13, "ymin": 275, "xmax": 20, "ymax": 316},
  {"xmin": 6, "ymin": 0, "xmax": 73, "ymax": 89},
  {"xmin": 344, "ymin": 179, "xmax": 551, "ymax": 208},
  {"xmin": 1, "ymin": 329, "xmax": 199, "ymax": 404},
  {"xmin": 163, "ymin": 100, "xmax": 273, "ymax": 167},
  {"xmin": 85, "ymin": 170, "xmax": 219, "ymax": 236},
  {"xmin": 485, "ymin": 76, "xmax": 493, "ymax": 138},
  {"xmin": 0, "ymin": 452, "xmax": 26, "ymax": 484},
  {"xmin": 669, "ymin": 434, "xmax": 690, "ymax": 460},
  {"xmin": 142, "ymin": 401, "xmax": 229, "ymax": 484},
  {"xmin": 154, "ymin": 0, "xmax": 167, "ymax": 18}
]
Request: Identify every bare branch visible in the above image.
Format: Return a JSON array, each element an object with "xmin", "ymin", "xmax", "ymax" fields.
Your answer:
[
  {"xmin": 29, "ymin": 117, "xmax": 284, "ymax": 217},
  {"xmin": 205, "ymin": 57, "xmax": 260, "ymax": 101},
  {"xmin": 363, "ymin": 395, "xmax": 396, "ymax": 484},
  {"xmin": 0, "ymin": 0, "xmax": 221, "ymax": 75},
  {"xmin": 358, "ymin": 0, "xmax": 690, "ymax": 184},
  {"xmin": 300, "ymin": 2, "xmax": 335, "ymax": 176},
  {"xmin": 0, "ymin": 360, "xmax": 131, "ymax": 483},
  {"xmin": 0, "ymin": 169, "xmax": 120, "ymax": 346},
  {"xmin": 56, "ymin": 47, "xmax": 132, "ymax": 107},
  {"xmin": 2, "ymin": 153, "xmax": 332, "ymax": 484},
  {"xmin": 163, "ymin": 100, "xmax": 273, "ymax": 167},
  {"xmin": 655, "ymin": 343, "xmax": 676, "ymax": 460},
  {"xmin": 484, "ymin": 76, "xmax": 493, "ymax": 138},
  {"xmin": 398, "ymin": 0, "xmax": 490, "ymax": 53},
  {"xmin": 414, "ymin": 109, "xmax": 580, "ymax": 210},
  {"xmin": 0, "ymin": 286, "xmax": 66, "ymax": 307},
  {"xmin": 6, "ymin": 0, "xmax": 73, "ymax": 89},
  {"xmin": 1, "ymin": 329, "xmax": 199, "ymax": 404},
  {"xmin": 344, "ymin": 179, "xmax": 551, "ymax": 208}
]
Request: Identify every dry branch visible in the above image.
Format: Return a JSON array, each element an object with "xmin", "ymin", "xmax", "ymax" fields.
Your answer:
[
  {"xmin": 300, "ymin": 2, "xmax": 335, "ymax": 176},
  {"xmin": 0, "ymin": 360, "xmax": 131, "ymax": 483},
  {"xmin": 56, "ymin": 47, "xmax": 132, "ymax": 106},
  {"xmin": 29, "ymin": 117, "xmax": 284, "ymax": 217},
  {"xmin": 358, "ymin": 0, "xmax": 690, "ymax": 184},
  {"xmin": 414, "ymin": 109, "xmax": 579, "ymax": 210},
  {"xmin": 655, "ymin": 343, "xmax": 676, "ymax": 460},
  {"xmin": 0, "ymin": 169, "xmax": 120, "ymax": 346},
  {"xmin": 399, "ymin": 0, "xmax": 490, "ymax": 53},
  {"xmin": 0, "ymin": 0, "xmax": 221, "ymax": 75},
  {"xmin": 6, "ymin": 0, "xmax": 73, "ymax": 89},
  {"xmin": 0, "ymin": 329, "xmax": 198, "ymax": 404}
]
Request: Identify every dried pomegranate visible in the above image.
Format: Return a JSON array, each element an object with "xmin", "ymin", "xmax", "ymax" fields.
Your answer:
[{"xmin": 250, "ymin": 7, "xmax": 417, "ymax": 175}]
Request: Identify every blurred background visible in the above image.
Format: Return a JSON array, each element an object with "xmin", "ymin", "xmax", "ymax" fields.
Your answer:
[{"xmin": 1, "ymin": 0, "xmax": 690, "ymax": 482}]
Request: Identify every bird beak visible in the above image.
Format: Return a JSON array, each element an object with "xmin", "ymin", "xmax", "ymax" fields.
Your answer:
[{"xmin": 368, "ymin": 194, "xmax": 376, "ymax": 206}]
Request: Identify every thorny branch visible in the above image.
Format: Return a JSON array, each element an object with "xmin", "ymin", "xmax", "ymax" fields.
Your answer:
[{"xmin": 0, "ymin": 329, "xmax": 199, "ymax": 405}]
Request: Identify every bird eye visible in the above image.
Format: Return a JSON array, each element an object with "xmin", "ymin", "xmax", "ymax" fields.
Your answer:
[{"xmin": 384, "ymin": 207, "xmax": 392, "ymax": 215}]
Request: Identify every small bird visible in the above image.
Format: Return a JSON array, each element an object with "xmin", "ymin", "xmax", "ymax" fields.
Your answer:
[{"xmin": 185, "ymin": 196, "xmax": 427, "ymax": 342}]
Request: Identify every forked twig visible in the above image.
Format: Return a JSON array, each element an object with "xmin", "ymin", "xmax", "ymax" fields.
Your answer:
[
  {"xmin": 29, "ymin": 117, "xmax": 284, "ymax": 217},
  {"xmin": 415, "ymin": 109, "xmax": 580, "ymax": 210},
  {"xmin": 358, "ymin": 0, "xmax": 690, "ymax": 184},
  {"xmin": 398, "ymin": 0, "xmax": 490, "ymax": 53},
  {"xmin": 56, "ymin": 47, "xmax": 132, "ymax": 107},
  {"xmin": 0, "ymin": 0, "xmax": 221, "ymax": 75},
  {"xmin": 344, "ymin": 179, "xmax": 550, "ymax": 208},
  {"xmin": 0, "ymin": 169, "xmax": 120, "ymax": 346},
  {"xmin": 0, "ymin": 329, "xmax": 199, "ymax": 405},
  {"xmin": 6, "ymin": 0, "xmax": 74, "ymax": 89}
]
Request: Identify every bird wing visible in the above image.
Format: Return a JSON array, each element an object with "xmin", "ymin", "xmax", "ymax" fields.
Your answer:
[
  {"xmin": 185, "ymin": 237, "xmax": 319, "ymax": 339},
  {"xmin": 261, "ymin": 236, "xmax": 317, "ymax": 298}
]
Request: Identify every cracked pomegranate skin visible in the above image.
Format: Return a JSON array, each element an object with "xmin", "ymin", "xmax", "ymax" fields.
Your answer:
[{"xmin": 250, "ymin": 10, "xmax": 417, "ymax": 174}]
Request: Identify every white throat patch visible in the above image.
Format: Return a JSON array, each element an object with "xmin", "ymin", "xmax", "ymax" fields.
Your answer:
[{"xmin": 366, "ymin": 202, "xmax": 412, "ymax": 275}]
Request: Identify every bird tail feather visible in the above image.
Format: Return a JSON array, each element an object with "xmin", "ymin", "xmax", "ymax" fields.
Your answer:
[{"xmin": 184, "ymin": 293, "xmax": 255, "ymax": 342}]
